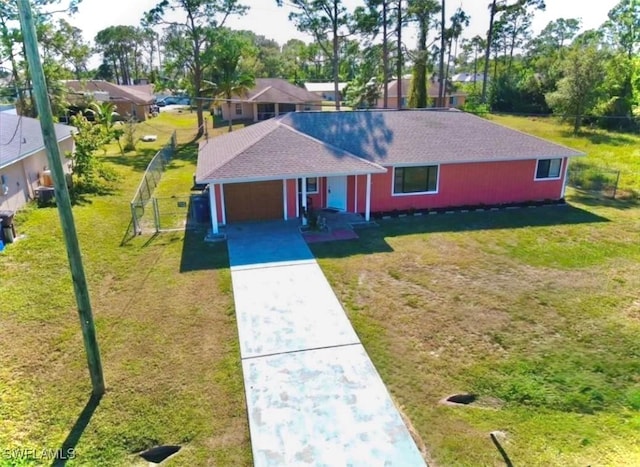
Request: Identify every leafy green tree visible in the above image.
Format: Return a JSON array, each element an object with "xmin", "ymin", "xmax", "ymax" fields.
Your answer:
[
  {"xmin": 278, "ymin": 0, "xmax": 352, "ymax": 110},
  {"xmin": 407, "ymin": 0, "xmax": 439, "ymax": 108},
  {"xmin": 209, "ymin": 30, "xmax": 255, "ymax": 132},
  {"xmin": 443, "ymin": 7, "xmax": 470, "ymax": 92},
  {"xmin": 0, "ymin": 1, "xmax": 83, "ymax": 116},
  {"xmin": 68, "ymin": 114, "xmax": 105, "ymax": 187},
  {"xmin": 526, "ymin": 18, "xmax": 581, "ymax": 93},
  {"xmin": 344, "ymin": 44, "xmax": 381, "ymax": 108},
  {"xmin": 353, "ymin": 0, "xmax": 395, "ymax": 108},
  {"xmin": 146, "ymin": 0, "xmax": 248, "ymax": 138},
  {"xmin": 481, "ymin": 0, "xmax": 545, "ymax": 103},
  {"xmin": 599, "ymin": 0, "xmax": 639, "ymax": 130},
  {"xmin": 546, "ymin": 45, "xmax": 605, "ymax": 133}
]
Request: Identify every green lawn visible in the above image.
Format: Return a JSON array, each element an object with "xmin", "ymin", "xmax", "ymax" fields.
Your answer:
[
  {"xmin": 1, "ymin": 111, "xmax": 638, "ymax": 466},
  {"xmin": 0, "ymin": 110, "xmax": 252, "ymax": 466},
  {"xmin": 309, "ymin": 116, "xmax": 640, "ymax": 466}
]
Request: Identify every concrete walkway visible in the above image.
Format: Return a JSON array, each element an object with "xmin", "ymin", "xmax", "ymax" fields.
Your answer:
[{"xmin": 226, "ymin": 221, "xmax": 426, "ymax": 466}]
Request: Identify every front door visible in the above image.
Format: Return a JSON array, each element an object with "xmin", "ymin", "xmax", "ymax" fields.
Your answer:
[{"xmin": 326, "ymin": 176, "xmax": 347, "ymax": 211}]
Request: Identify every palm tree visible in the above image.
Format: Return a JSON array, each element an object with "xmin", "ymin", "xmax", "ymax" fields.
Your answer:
[{"xmin": 210, "ymin": 31, "xmax": 255, "ymax": 132}]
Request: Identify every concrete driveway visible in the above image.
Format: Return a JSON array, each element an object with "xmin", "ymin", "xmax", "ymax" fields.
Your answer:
[{"xmin": 226, "ymin": 221, "xmax": 425, "ymax": 466}]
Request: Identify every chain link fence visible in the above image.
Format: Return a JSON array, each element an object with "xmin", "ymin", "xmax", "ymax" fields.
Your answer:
[
  {"xmin": 151, "ymin": 195, "xmax": 210, "ymax": 232},
  {"xmin": 127, "ymin": 132, "xmax": 177, "ymax": 237},
  {"xmin": 567, "ymin": 163, "xmax": 621, "ymax": 199}
]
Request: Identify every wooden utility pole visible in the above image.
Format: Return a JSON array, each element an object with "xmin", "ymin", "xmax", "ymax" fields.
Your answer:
[{"xmin": 17, "ymin": 0, "xmax": 105, "ymax": 396}]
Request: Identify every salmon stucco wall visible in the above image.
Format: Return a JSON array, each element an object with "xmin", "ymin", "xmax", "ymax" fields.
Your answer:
[{"xmin": 366, "ymin": 158, "xmax": 567, "ymax": 213}]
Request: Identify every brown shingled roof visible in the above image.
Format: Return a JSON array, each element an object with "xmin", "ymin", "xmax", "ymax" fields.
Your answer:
[
  {"xmin": 245, "ymin": 78, "xmax": 321, "ymax": 103},
  {"xmin": 65, "ymin": 80, "xmax": 154, "ymax": 104}
]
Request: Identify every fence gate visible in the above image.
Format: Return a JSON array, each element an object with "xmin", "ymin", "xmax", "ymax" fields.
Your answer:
[{"xmin": 140, "ymin": 194, "xmax": 210, "ymax": 234}]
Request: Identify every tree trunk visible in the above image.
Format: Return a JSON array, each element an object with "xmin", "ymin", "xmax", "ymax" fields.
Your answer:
[
  {"xmin": 438, "ymin": 0, "xmax": 446, "ymax": 107},
  {"xmin": 332, "ymin": 0, "xmax": 340, "ymax": 110},
  {"xmin": 481, "ymin": 0, "xmax": 497, "ymax": 103},
  {"xmin": 415, "ymin": 15, "xmax": 428, "ymax": 108},
  {"xmin": 227, "ymin": 100, "xmax": 233, "ymax": 132},
  {"xmin": 383, "ymin": 1, "xmax": 389, "ymax": 109},
  {"xmin": 396, "ymin": 0, "xmax": 403, "ymax": 110},
  {"xmin": 473, "ymin": 47, "xmax": 478, "ymax": 89}
]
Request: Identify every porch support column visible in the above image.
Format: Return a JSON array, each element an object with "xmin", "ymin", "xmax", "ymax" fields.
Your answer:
[
  {"xmin": 220, "ymin": 183, "xmax": 226, "ymax": 225},
  {"xmin": 208, "ymin": 183, "xmax": 219, "ymax": 235},
  {"xmin": 560, "ymin": 157, "xmax": 569, "ymax": 199},
  {"xmin": 282, "ymin": 179, "xmax": 288, "ymax": 221},
  {"xmin": 301, "ymin": 177, "xmax": 307, "ymax": 226},
  {"xmin": 253, "ymin": 102, "xmax": 258, "ymax": 122},
  {"xmin": 365, "ymin": 174, "xmax": 371, "ymax": 222},
  {"xmin": 354, "ymin": 175, "xmax": 359, "ymax": 213},
  {"xmin": 275, "ymin": 102, "xmax": 280, "ymax": 117}
]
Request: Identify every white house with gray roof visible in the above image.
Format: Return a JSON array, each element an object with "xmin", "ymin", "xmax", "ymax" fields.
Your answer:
[{"xmin": 0, "ymin": 113, "xmax": 74, "ymax": 211}]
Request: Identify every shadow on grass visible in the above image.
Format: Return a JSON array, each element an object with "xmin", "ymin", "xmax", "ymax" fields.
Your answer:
[
  {"xmin": 311, "ymin": 204, "xmax": 609, "ymax": 259},
  {"xmin": 562, "ymin": 129, "xmax": 637, "ymax": 146},
  {"xmin": 51, "ymin": 393, "xmax": 102, "ymax": 467},
  {"xmin": 179, "ymin": 227, "xmax": 229, "ymax": 272},
  {"xmin": 106, "ymin": 147, "xmax": 159, "ymax": 172},
  {"xmin": 568, "ymin": 189, "xmax": 639, "ymax": 210}
]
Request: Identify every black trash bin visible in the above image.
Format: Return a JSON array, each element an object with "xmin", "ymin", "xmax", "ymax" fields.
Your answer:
[
  {"xmin": 0, "ymin": 210, "xmax": 14, "ymax": 227},
  {"xmin": 191, "ymin": 195, "xmax": 210, "ymax": 224},
  {"xmin": 0, "ymin": 210, "xmax": 15, "ymax": 244}
]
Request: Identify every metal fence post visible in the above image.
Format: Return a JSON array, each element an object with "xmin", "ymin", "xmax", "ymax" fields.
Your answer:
[
  {"xmin": 153, "ymin": 197, "xmax": 161, "ymax": 233},
  {"xmin": 612, "ymin": 171, "xmax": 620, "ymax": 199},
  {"xmin": 131, "ymin": 202, "xmax": 140, "ymax": 235}
]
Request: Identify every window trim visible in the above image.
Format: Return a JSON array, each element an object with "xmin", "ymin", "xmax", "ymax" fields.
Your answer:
[
  {"xmin": 391, "ymin": 164, "xmax": 440, "ymax": 197},
  {"xmin": 234, "ymin": 103, "xmax": 242, "ymax": 116},
  {"xmin": 534, "ymin": 158, "xmax": 563, "ymax": 181},
  {"xmin": 298, "ymin": 177, "xmax": 319, "ymax": 194}
]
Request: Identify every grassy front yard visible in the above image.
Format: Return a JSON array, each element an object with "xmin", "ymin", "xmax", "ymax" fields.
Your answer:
[
  {"xmin": 310, "ymin": 116, "xmax": 640, "ymax": 465},
  {"xmin": 0, "ymin": 110, "xmax": 252, "ymax": 466},
  {"xmin": 1, "ymin": 111, "xmax": 638, "ymax": 465}
]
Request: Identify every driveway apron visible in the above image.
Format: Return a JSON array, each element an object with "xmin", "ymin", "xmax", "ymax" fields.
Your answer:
[{"xmin": 227, "ymin": 221, "xmax": 425, "ymax": 466}]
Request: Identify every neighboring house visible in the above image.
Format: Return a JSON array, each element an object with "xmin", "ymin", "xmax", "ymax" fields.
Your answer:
[
  {"xmin": 304, "ymin": 82, "xmax": 348, "ymax": 102},
  {"xmin": 376, "ymin": 78, "xmax": 467, "ymax": 109},
  {"xmin": 451, "ymin": 72, "xmax": 485, "ymax": 84},
  {"xmin": 0, "ymin": 113, "xmax": 74, "ymax": 211},
  {"xmin": 218, "ymin": 78, "xmax": 322, "ymax": 122},
  {"xmin": 65, "ymin": 80, "xmax": 155, "ymax": 121},
  {"xmin": 196, "ymin": 109, "xmax": 583, "ymax": 233}
]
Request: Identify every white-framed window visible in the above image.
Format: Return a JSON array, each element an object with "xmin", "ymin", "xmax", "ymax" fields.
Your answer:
[
  {"xmin": 235, "ymin": 103, "xmax": 242, "ymax": 115},
  {"xmin": 297, "ymin": 177, "xmax": 319, "ymax": 194},
  {"xmin": 393, "ymin": 166, "xmax": 438, "ymax": 195},
  {"xmin": 535, "ymin": 158, "xmax": 562, "ymax": 180}
]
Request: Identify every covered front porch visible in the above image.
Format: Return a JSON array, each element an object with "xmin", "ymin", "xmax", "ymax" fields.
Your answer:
[{"xmin": 205, "ymin": 173, "xmax": 377, "ymax": 236}]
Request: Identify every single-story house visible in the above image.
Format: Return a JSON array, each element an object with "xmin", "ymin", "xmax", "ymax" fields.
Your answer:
[
  {"xmin": 218, "ymin": 78, "xmax": 322, "ymax": 122},
  {"xmin": 0, "ymin": 113, "xmax": 74, "ymax": 211},
  {"xmin": 376, "ymin": 78, "xmax": 467, "ymax": 109},
  {"xmin": 304, "ymin": 82, "xmax": 348, "ymax": 101},
  {"xmin": 64, "ymin": 80, "xmax": 155, "ymax": 121},
  {"xmin": 196, "ymin": 109, "xmax": 584, "ymax": 234}
]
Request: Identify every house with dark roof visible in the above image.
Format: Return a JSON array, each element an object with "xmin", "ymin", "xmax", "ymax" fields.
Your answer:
[
  {"xmin": 0, "ymin": 113, "xmax": 74, "ymax": 211},
  {"xmin": 196, "ymin": 109, "xmax": 584, "ymax": 234},
  {"xmin": 376, "ymin": 77, "xmax": 467, "ymax": 109},
  {"xmin": 65, "ymin": 80, "xmax": 155, "ymax": 121},
  {"xmin": 218, "ymin": 78, "xmax": 322, "ymax": 123}
]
